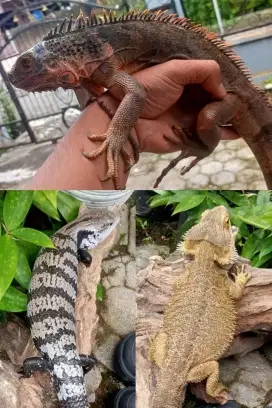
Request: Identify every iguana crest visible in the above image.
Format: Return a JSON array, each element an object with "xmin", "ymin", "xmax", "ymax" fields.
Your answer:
[{"xmin": 43, "ymin": 8, "xmax": 270, "ymax": 107}]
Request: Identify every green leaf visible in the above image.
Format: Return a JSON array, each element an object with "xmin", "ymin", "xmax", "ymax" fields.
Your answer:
[
  {"xmin": 149, "ymin": 194, "xmax": 170, "ymax": 208},
  {"xmin": 154, "ymin": 190, "xmax": 173, "ymax": 196},
  {"xmin": 207, "ymin": 192, "xmax": 229, "ymax": 207},
  {"xmin": 220, "ymin": 191, "xmax": 249, "ymax": 206},
  {"xmin": 15, "ymin": 246, "xmax": 32, "ymax": 290},
  {"xmin": 253, "ymin": 251, "xmax": 272, "ymax": 268},
  {"xmin": 11, "ymin": 228, "xmax": 55, "ymax": 248},
  {"xmin": 0, "ymin": 195, "xmax": 5, "ymax": 221},
  {"xmin": 237, "ymin": 222, "xmax": 250, "ymax": 238},
  {"xmin": 241, "ymin": 230, "xmax": 266, "ymax": 259},
  {"xmin": 256, "ymin": 190, "xmax": 271, "ymax": 205},
  {"xmin": 0, "ymin": 235, "xmax": 18, "ymax": 301},
  {"xmin": 0, "ymin": 286, "xmax": 27, "ymax": 312},
  {"xmin": 171, "ymin": 191, "xmax": 207, "ymax": 214},
  {"xmin": 33, "ymin": 191, "xmax": 61, "ymax": 221},
  {"xmin": 43, "ymin": 191, "xmax": 58, "ymax": 208},
  {"xmin": 16, "ymin": 240, "xmax": 40, "ymax": 266},
  {"xmin": 234, "ymin": 204, "xmax": 272, "ymax": 229},
  {"xmin": 96, "ymin": 283, "xmax": 104, "ymax": 301},
  {"xmin": 57, "ymin": 191, "xmax": 81, "ymax": 223},
  {"xmin": 258, "ymin": 237, "xmax": 272, "ymax": 260},
  {"xmin": 3, "ymin": 191, "xmax": 33, "ymax": 231}
]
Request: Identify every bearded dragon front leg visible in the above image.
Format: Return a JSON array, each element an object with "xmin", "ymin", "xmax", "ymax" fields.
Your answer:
[
  {"xmin": 227, "ymin": 264, "xmax": 251, "ymax": 300},
  {"xmin": 83, "ymin": 65, "xmax": 146, "ymax": 189}
]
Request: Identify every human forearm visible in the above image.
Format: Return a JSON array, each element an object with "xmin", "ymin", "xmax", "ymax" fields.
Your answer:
[{"xmin": 25, "ymin": 97, "xmax": 135, "ymax": 190}]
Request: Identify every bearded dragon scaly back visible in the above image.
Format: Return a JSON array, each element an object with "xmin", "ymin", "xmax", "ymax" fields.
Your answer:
[
  {"xmin": 8, "ymin": 10, "xmax": 272, "ymax": 189},
  {"xmin": 149, "ymin": 206, "xmax": 251, "ymax": 408}
]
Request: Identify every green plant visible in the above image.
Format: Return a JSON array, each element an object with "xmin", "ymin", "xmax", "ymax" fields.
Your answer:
[
  {"xmin": 0, "ymin": 88, "xmax": 24, "ymax": 139},
  {"xmin": 149, "ymin": 190, "xmax": 272, "ymax": 268},
  {"xmin": 0, "ymin": 190, "xmax": 81, "ymax": 314},
  {"xmin": 182, "ymin": 0, "xmax": 272, "ymax": 28}
]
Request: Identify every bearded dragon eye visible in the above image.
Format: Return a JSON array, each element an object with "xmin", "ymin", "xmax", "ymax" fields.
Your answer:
[{"xmin": 224, "ymin": 218, "xmax": 230, "ymax": 228}]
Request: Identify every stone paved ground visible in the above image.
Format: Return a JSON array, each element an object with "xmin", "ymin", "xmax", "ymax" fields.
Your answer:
[
  {"xmin": 127, "ymin": 138, "xmax": 266, "ymax": 190},
  {"xmin": 0, "ymin": 135, "xmax": 266, "ymax": 190}
]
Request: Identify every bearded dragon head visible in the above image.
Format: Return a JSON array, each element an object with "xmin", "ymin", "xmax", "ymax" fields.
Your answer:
[
  {"xmin": 178, "ymin": 206, "xmax": 237, "ymax": 265},
  {"xmin": 8, "ymin": 11, "xmax": 111, "ymax": 93}
]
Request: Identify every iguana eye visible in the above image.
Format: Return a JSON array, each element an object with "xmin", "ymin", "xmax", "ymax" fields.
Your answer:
[{"xmin": 20, "ymin": 56, "xmax": 33, "ymax": 70}]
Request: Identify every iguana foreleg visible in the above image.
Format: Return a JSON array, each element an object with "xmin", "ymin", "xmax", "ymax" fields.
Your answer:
[{"xmin": 83, "ymin": 66, "xmax": 146, "ymax": 189}]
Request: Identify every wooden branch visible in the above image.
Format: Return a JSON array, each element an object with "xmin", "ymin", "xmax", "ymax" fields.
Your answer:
[{"xmin": 136, "ymin": 254, "xmax": 272, "ymax": 406}]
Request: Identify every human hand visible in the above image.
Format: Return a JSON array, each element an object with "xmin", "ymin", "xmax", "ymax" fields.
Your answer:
[{"xmin": 76, "ymin": 59, "xmax": 239, "ymax": 155}]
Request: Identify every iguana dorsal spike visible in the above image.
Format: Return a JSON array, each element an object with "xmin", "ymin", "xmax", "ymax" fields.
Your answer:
[
  {"xmin": 54, "ymin": 24, "xmax": 59, "ymax": 35},
  {"xmin": 103, "ymin": 11, "xmax": 108, "ymax": 23},
  {"xmin": 154, "ymin": 10, "xmax": 162, "ymax": 20},
  {"xmin": 91, "ymin": 11, "xmax": 98, "ymax": 25},
  {"xmin": 86, "ymin": 16, "xmax": 90, "ymax": 26},
  {"xmin": 113, "ymin": 10, "xmax": 117, "ymax": 22},
  {"xmin": 67, "ymin": 15, "xmax": 73, "ymax": 32},
  {"xmin": 118, "ymin": 12, "xmax": 125, "ymax": 21},
  {"xmin": 59, "ymin": 17, "xmax": 66, "ymax": 33},
  {"xmin": 139, "ymin": 9, "xmax": 150, "ymax": 19},
  {"xmin": 149, "ymin": 11, "xmax": 157, "ymax": 21},
  {"xmin": 126, "ymin": 10, "xmax": 133, "ymax": 20},
  {"xmin": 98, "ymin": 16, "xmax": 103, "ymax": 24},
  {"xmin": 108, "ymin": 10, "xmax": 112, "ymax": 22},
  {"xmin": 135, "ymin": 9, "xmax": 141, "ymax": 19}
]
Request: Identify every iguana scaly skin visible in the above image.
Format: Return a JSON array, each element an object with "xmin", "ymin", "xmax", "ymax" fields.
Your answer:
[
  {"xmin": 8, "ymin": 10, "xmax": 272, "ymax": 189},
  {"xmin": 148, "ymin": 206, "xmax": 251, "ymax": 408},
  {"xmin": 25, "ymin": 211, "xmax": 118, "ymax": 408}
]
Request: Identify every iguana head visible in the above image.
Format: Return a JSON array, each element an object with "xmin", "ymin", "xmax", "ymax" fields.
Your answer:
[
  {"xmin": 181, "ymin": 206, "xmax": 237, "ymax": 265},
  {"xmin": 8, "ymin": 13, "xmax": 109, "ymax": 92},
  {"xmin": 8, "ymin": 39, "xmax": 83, "ymax": 92}
]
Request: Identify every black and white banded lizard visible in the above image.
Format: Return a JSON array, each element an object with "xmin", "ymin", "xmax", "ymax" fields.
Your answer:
[{"xmin": 24, "ymin": 210, "xmax": 118, "ymax": 408}]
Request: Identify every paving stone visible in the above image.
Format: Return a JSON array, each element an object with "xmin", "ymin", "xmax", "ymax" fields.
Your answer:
[
  {"xmin": 94, "ymin": 333, "xmax": 121, "ymax": 370},
  {"xmin": 126, "ymin": 261, "xmax": 136, "ymax": 289},
  {"xmin": 201, "ymin": 161, "xmax": 223, "ymax": 174},
  {"xmin": 102, "ymin": 287, "xmax": 136, "ymax": 336},
  {"xmin": 211, "ymin": 170, "xmax": 236, "ymax": 186},
  {"xmin": 224, "ymin": 158, "xmax": 247, "ymax": 172}
]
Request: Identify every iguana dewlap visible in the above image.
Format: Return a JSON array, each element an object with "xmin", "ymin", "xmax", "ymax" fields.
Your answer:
[
  {"xmin": 149, "ymin": 206, "xmax": 251, "ymax": 408},
  {"xmin": 8, "ymin": 10, "xmax": 272, "ymax": 189}
]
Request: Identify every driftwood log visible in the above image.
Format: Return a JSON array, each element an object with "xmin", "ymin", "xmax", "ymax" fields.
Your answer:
[{"xmin": 136, "ymin": 254, "xmax": 272, "ymax": 407}]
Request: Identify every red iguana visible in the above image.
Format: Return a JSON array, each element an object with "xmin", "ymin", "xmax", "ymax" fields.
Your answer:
[
  {"xmin": 8, "ymin": 9, "xmax": 272, "ymax": 189},
  {"xmin": 148, "ymin": 206, "xmax": 251, "ymax": 408}
]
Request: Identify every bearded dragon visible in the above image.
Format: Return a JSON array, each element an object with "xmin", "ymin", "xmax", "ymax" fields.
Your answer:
[
  {"xmin": 8, "ymin": 10, "xmax": 272, "ymax": 189},
  {"xmin": 24, "ymin": 210, "xmax": 118, "ymax": 408},
  {"xmin": 148, "ymin": 206, "xmax": 251, "ymax": 408}
]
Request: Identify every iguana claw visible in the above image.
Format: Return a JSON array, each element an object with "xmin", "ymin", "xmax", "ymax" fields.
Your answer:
[{"xmin": 83, "ymin": 131, "xmax": 139, "ymax": 189}]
